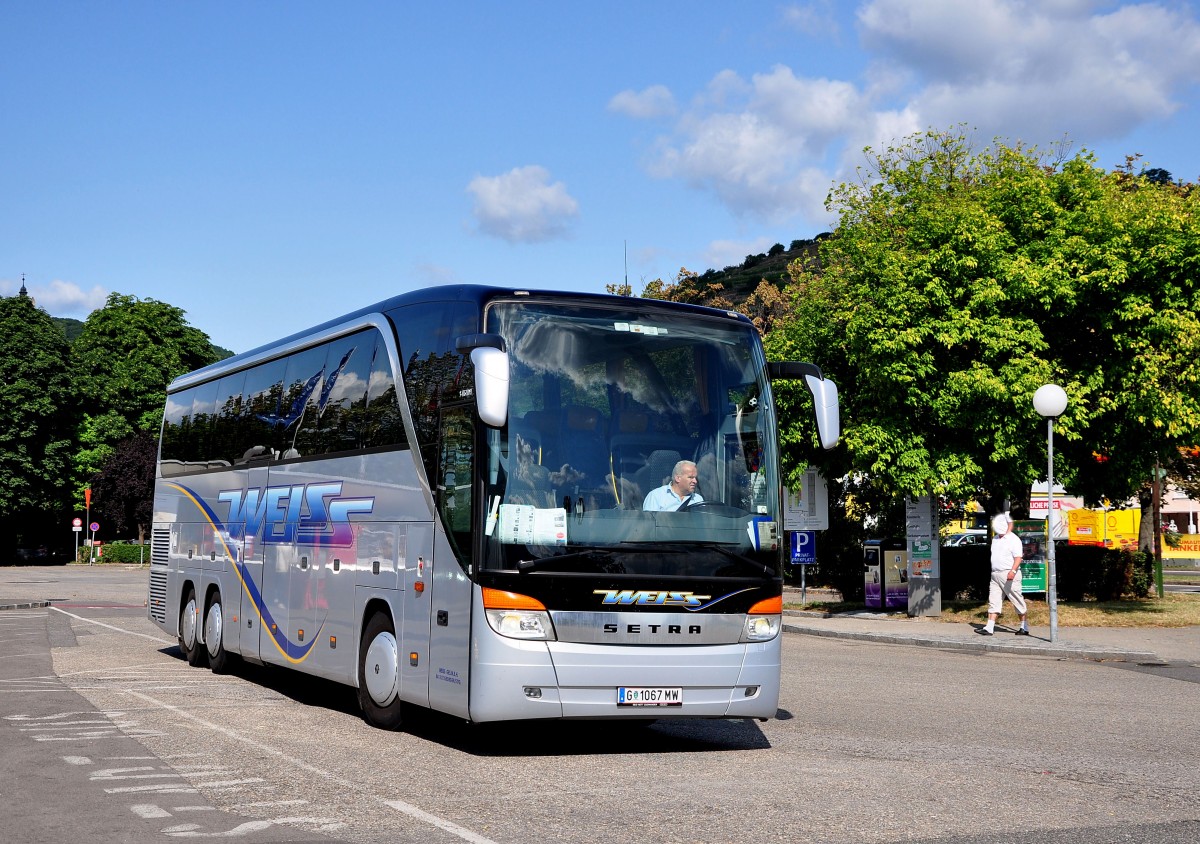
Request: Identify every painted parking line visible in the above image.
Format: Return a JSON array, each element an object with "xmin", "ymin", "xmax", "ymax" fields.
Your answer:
[{"xmin": 32, "ymin": 600, "xmax": 504, "ymax": 844}]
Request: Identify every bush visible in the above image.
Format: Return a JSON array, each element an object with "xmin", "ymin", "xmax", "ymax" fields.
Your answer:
[
  {"xmin": 80, "ymin": 543, "xmax": 148, "ymax": 564},
  {"xmin": 940, "ymin": 545, "xmax": 989, "ymax": 602},
  {"xmin": 791, "ymin": 530, "xmax": 1158, "ymax": 605},
  {"xmin": 1052, "ymin": 544, "xmax": 1153, "ymax": 601}
]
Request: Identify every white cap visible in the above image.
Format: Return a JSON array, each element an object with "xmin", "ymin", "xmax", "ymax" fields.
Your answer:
[{"xmin": 992, "ymin": 513, "xmax": 1011, "ymax": 534}]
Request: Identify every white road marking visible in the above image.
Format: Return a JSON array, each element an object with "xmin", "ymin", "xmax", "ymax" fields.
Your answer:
[
  {"xmin": 42, "ymin": 595, "xmax": 498, "ymax": 842},
  {"xmin": 49, "ymin": 607, "xmax": 176, "ymax": 644},
  {"xmin": 382, "ymin": 799, "xmax": 502, "ymax": 844},
  {"xmin": 105, "ymin": 783, "xmax": 199, "ymax": 795},
  {"xmin": 121, "ymin": 688, "xmax": 500, "ymax": 844}
]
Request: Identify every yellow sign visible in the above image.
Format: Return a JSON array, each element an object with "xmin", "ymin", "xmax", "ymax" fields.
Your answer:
[{"xmin": 1067, "ymin": 508, "xmax": 1199, "ymax": 558}]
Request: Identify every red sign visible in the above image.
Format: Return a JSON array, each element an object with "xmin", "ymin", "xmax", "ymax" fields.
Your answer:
[{"xmin": 72, "ymin": 518, "xmax": 83, "ymax": 527}]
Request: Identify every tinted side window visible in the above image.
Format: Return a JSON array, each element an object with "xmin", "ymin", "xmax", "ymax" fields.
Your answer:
[
  {"xmin": 241, "ymin": 358, "xmax": 287, "ymax": 462},
  {"xmin": 189, "ymin": 381, "xmax": 221, "ymax": 468},
  {"xmin": 319, "ymin": 331, "xmax": 372, "ymax": 454},
  {"xmin": 279, "ymin": 344, "xmax": 328, "ymax": 459},
  {"xmin": 365, "ymin": 333, "xmax": 406, "ymax": 448},
  {"xmin": 159, "ymin": 388, "xmax": 196, "ymax": 477},
  {"xmin": 393, "ymin": 302, "xmax": 478, "ymax": 449},
  {"xmin": 211, "ymin": 371, "xmax": 247, "ymax": 468}
]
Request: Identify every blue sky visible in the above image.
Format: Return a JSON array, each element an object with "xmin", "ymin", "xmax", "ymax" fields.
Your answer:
[{"xmin": 5, "ymin": 1, "xmax": 1200, "ymax": 354}]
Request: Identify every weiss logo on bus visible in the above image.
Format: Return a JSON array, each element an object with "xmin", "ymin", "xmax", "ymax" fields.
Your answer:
[
  {"xmin": 593, "ymin": 590, "xmax": 711, "ymax": 609},
  {"xmin": 217, "ymin": 481, "xmax": 373, "ymax": 547}
]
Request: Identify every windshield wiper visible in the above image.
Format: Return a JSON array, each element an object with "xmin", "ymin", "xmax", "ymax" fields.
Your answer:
[
  {"xmin": 516, "ymin": 548, "xmax": 625, "ymax": 574},
  {"xmin": 650, "ymin": 541, "xmax": 778, "ymax": 578}
]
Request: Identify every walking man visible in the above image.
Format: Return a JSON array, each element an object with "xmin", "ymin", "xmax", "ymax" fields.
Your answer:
[{"xmin": 977, "ymin": 513, "xmax": 1030, "ymax": 636}]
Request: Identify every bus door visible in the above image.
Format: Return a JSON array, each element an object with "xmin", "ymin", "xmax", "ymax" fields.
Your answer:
[
  {"xmin": 235, "ymin": 464, "xmax": 277, "ymax": 665},
  {"xmin": 426, "ymin": 405, "xmax": 475, "ymax": 719},
  {"xmin": 398, "ymin": 521, "xmax": 433, "ymax": 708}
]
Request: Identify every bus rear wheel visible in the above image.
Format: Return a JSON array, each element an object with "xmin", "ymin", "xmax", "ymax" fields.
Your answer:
[
  {"xmin": 357, "ymin": 611, "xmax": 403, "ymax": 730},
  {"xmin": 205, "ymin": 591, "xmax": 233, "ymax": 674},
  {"xmin": 180, "ymin": 587, "xmax": 207, "ymax": 667}
]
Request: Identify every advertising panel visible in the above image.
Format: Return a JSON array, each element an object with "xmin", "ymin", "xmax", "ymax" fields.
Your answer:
[{"xmin": 1012, "ymin": 520, "xmax": 1048, "ymax": 593}]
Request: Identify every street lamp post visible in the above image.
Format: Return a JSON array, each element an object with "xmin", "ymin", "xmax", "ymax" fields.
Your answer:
[{"xmin": 1033, "ymin": 384, "xmax": 1068, "ymax": 644}]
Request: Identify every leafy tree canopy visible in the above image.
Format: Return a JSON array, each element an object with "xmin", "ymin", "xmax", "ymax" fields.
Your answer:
[
  {"xmin": 90, "ymin": 430, "xmax": 157, "ymax": 540},
  {"xmin": 0, "ymin": 291, "xmax": 76, "ymax": 537},
  {"xmin": 768, "ymin": 128, "xmax": 1200, "ymax": 513},
  {"xmin": 72, "ymin": 293, "xmax": 219, "ymax": 430}
]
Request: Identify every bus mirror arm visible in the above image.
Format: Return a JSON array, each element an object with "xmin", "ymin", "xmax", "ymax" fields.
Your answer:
[
  {"xmin": 456, "ymin": 334, "xmax": 506, "ymax": 353},
  {"xmin": 767, "ymin": 361, "xmax": 841, "ymax": 451}
]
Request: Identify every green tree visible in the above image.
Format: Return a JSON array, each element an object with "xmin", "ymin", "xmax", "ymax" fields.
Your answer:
[
  {"xmin": 0, "ymin": 288, "xmax": 77, "ymax": 550},
  {"xmin": 90, "ymin": 430, "xmax": 157, "ymax": 542},
  {"xmin": 71, "ymin": 293, "xmax": 220, "ymax": 492},
  {"xmin": 769, "ymin": 129, "xmax": 1200, "ymax": 524}
]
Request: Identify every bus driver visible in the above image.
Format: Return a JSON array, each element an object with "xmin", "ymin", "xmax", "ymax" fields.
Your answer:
[{"xmin": 642, "ymin": 460, "xmax": 705, "ymax": 511}]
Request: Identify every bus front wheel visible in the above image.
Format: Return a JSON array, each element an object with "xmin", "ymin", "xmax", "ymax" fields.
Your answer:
[{"xmin": 357, "ymin": 612, "xmax": 403, "ymax": 730}]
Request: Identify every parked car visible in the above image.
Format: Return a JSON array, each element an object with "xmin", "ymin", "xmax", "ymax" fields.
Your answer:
[{"xmin": 943, "ymin": 531, "xmax": 987, "ymax": 547}]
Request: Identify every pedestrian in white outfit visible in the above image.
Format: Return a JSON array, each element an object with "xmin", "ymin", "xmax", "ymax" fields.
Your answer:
[{"xmin": 977, "ymin": 513, "xmax": 1029, "ymax": 636}]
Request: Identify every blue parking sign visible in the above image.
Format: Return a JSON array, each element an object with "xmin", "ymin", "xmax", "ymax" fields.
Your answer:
[{"xmin": 790, "ymin": 531, "xmax": 816, "ymax": 565}]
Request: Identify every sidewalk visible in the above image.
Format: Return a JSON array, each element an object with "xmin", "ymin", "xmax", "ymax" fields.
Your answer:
[
  {"xmin": 783, "ymin": 589, "xmax": 1199, "ymax": 665},
  {"xmin": 4, "ymin": 582, "xmax": 1195, "ymax": 665}
]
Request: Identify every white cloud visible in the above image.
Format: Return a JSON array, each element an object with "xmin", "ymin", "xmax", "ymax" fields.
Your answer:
[
  {"xmin": 618, "ymin": 0, "xmax": 1200, "ymax": 227},
  {"xmin": 608, "ymin": 85, "xmax": 677, "ymax": 119},
  {"xmin": 858, "ymin": 0, "xmax": 1200, "ymax": 141},
  {"xmin": 1, "ymin": 277, "xmax": 108, "ymax": 317},
  {"xmin": 467, "ymin": 165, "xmax": 580, "ymax": 243},
  {"xmin": 781, "ymin": 1, "xmax": 841, "ymax": 38},
  {"xmin": 649, "ymin": 65, "xmax": 866, "ymax": 222}
]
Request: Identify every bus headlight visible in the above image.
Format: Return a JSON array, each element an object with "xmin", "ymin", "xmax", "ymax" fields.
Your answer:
[
  {"xmin": 741, "ymin": 595, "xmax": 783, "ymax": 642},
  {"xmin": 481, "ymin": 588, "xmax": 556, "ymax": 641},
  {"xmin": 741, "ymin": 614, "xmax": 781, "ymax": 642},
  {"xmin": 485, "ymin": 609, "xmax": 555, "ymax": 640}
]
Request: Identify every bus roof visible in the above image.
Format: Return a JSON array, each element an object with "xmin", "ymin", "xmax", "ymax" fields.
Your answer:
[{"xmin": 169, "ymin": 284, "xmax": 754, "ymax": 393}]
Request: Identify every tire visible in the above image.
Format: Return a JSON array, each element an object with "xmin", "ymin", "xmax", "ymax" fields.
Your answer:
[
  {"xmin": 357, "ymin": 611, "xmax": 403, "ymax": 730},
  {"xmin": 180, "ymin": 587, "xmax": 207, "ymax": 667},
  {"xmin": 204, "ymin": 591, "xmax": 233, "ymax": 674}
]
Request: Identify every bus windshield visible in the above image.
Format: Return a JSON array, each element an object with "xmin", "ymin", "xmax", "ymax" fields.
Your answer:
[{"xmin": 480, "ymin": 300, "xmax": 782, "ymax": 579}]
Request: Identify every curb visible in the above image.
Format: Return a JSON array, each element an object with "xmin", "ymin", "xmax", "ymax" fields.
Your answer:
[
  {"xmin": 0, "ymin": 601, "xmax": 54, "ymax": 611},
  {"xmin": 782, "ymin": 621, "xmax": 1166, "ymax": 664}
]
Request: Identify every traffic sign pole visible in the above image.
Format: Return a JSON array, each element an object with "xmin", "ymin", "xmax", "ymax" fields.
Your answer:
[
  {"xmin": 84, "ymin": 488, "xmax": 92, "ymax": 565},
  {"xmin": 89, "ymin": 521, "xmax": 100, "ymax": 565}
]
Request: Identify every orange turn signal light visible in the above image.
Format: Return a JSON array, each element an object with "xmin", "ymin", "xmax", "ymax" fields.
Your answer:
[
  {"xmin": 481, "ymin": 587, "xmax": 546, "ymax": 610},
  {"xmin": 748, "ymin": 595, "xmax": 783, "ymax": 614}
]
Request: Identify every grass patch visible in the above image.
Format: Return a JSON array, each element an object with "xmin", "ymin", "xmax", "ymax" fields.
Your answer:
[{"xmin": 786, "ymin": 592, "xmax": 1200, "ymax": 628}]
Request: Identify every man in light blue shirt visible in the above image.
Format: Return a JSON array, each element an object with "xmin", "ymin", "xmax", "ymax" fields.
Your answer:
[{"xmin": 642, "ymin": 460, "xmax": 704, "ymax": 511}]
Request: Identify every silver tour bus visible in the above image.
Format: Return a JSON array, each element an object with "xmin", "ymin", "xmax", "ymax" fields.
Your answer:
[{"xmin": 147, "ymin": 285, "xmax": 839, "ymax": 729}]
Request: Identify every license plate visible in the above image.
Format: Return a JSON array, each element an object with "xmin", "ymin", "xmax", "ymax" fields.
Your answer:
[{"xmin": 617, "ymin": 686, "xmax": 682, "ymax": 706}]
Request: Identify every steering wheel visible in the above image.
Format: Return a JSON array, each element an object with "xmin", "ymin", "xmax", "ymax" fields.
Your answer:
[{"xmin": 679, "ymin": 500, "xmax": 748, "ymax": 517}]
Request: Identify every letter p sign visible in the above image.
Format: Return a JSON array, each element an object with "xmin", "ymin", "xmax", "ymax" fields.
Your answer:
[{"xmin": 790, "ymin": 531, "xmax": 816, "ymax": 565}]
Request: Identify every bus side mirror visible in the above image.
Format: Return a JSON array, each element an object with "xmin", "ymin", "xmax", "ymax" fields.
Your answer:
[
  {"xmin": 767, "ymin": 361, "xmax": 841, "ymax": 450},
  {"xmin": 471, "ymin": 347, "xmax": 509, "ymax": 427},
  {"xmin": 458, "ymin": 335, "xmax": 510, "ymax": 428}
]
